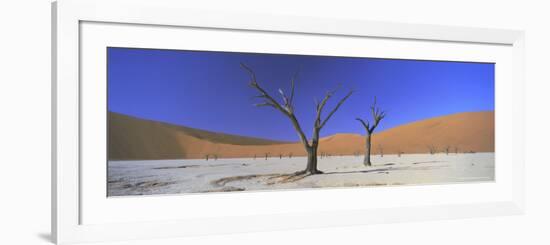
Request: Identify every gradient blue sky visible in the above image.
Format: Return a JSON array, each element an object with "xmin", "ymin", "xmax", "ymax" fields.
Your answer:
[{"xmin": 107, "ymin": 47, "xmax": 494, "ymax": 141}]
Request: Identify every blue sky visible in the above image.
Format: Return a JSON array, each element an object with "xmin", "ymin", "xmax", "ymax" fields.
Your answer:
[{"xmin": 107, "ymin": 47, "xmax": 494, "ymax": 141}]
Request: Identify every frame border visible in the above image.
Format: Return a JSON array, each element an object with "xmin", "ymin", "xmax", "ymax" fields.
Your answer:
[{"xmin": 52, "ymin": 0, "xmax": 525, "ymax": 244}]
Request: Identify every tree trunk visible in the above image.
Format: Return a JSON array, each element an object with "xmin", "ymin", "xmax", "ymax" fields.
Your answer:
[
  {"xmin": 305, "ymin": 146, "xmax": 321, "ymax": 174},
  {"xmin": 363, "ymin": 133, "xmax": 372, "ymax": 166},
  {"xmin": 304, "ymin": 129, "xmax": 322, "ymax": 175}
]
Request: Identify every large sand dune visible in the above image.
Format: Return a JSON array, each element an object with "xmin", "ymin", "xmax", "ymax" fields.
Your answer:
[{"xmin": 109, "ymin": 111, "xmax": 494, "ymax": 160}]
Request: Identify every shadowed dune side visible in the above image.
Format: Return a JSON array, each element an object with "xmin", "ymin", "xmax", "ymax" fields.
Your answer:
[
  {"xmin": 108, "ymin": 112, "xmax": 290, "ymax": 160},
  {"xmin": 109, "ymin": 111, "xmax": 494, "ymax": 160}
]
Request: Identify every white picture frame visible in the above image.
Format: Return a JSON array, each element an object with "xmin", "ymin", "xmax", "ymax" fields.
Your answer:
[{"xmin": 52, "ymin": 0, "xmax": 525, "ymax": 244}]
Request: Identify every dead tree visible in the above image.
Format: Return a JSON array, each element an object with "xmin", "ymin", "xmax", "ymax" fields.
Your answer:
[
  {"xmin": 397, "ymin": 150, "xmax": 404, "ymax": 157},
  {"xmin": 288, "ymin": 153, "xmax": 293, "ymax": 159},
  {"xmin": 444, "ymin": 145, "xmax": 450, "ymax": 155},
  {"xmin": 265, "ymin": 153, "xmax": 269, "ymax": 160},
  {"xmin": 356, "ymin": 97, "xmax": 386, "ymax": 166},
  {"xmin": 378, "ymin": 144, "xmax": 384, "ymax": 157},
  {"xmin": 427, "ymin": 145, "xmax": 437, "ymax": 155},
  {"xmin": 241, "ymin": 63, "xmax": 353, "ymax": 175},
  {"xmin": 397, "ymin": 148, "xmax": 404, "ymax": 157}
]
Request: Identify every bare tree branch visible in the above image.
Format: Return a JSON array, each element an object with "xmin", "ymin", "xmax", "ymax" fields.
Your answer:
[
  {"xmin": 240, "ymin": 62, "xmax": 258, "ymax": 86},
  {"xmin": 241, "ymin": 63, "xmax": 309, "ymax": 148},
  {"xmin": 356, "ymin": 118, "xmax": 369, "ymax": 130},
  {"xmin": 241, "ymin": 63, "xmax": 289, "ymax": 115},
  {"xmin": 320, "ymin": 90, "xmax": 354, "ymax": 129},
  {"xmin": 278, "ymin": 88, "xmax": 293, "ymax": 113},
  {"xmin": 362, "ymin": 96, "xmax": 386, "ymax": 133},
  {"xmin": 289, "ymin": 70, "xmax": 298, "ymax": 107},
  {"xmin": 254, "ymin": 102, "xmax": 276, "ymax": 108},
  {"xmin": 318, "ymin": 90, "xmax": 334, "ymax": 112},
  {"xmin": 313, "ymin": 97, "xmax": 320, "ymax": 110},
  {"xmin": 252, "ymin": 94, "xmax": 268, "ymax": 99},
  {"xmin": 314, "ymin": 90, "xmax": 335, "ymax": 127}
]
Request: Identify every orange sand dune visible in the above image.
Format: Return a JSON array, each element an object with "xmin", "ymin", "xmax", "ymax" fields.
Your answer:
[{"xmin": 109, "ymin": 111, "xmax": 494, "ymax": 160}]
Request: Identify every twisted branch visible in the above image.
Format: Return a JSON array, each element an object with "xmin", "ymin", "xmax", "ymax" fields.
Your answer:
[{"xmin": 358, "ymin": 96, "xmax": 386, "ymax": 134}]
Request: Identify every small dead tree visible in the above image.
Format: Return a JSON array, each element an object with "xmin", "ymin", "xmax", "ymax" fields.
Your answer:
[
  {"xmin": 444, "ymin": 145, "xmax": 450, "ymax": 155},
  {"xmin": 454, "ymin": 146, "xmax": 459, "ymax": 154},
  {"xmin": 265, "ymin": 153, "xmax": 269, "ymax": 160},
  {"xmin": 288, "ymin": 153, "xmax": 293, "ymax": 159},
  {"xmin": 378, "ymin": 144, "xmax": 384, "ymax": 157},
  {"xmin": 397, "ymin": 149, "xmax": 403, "ymax": 157},
  {"xmin": 242, "ymin": 63, "xmax": 353, "ymax": 175},
  {"xmin": 253, "ymin": 154, "xmax": 257, "ymax": 160},
  {"xmin": 356, "ymin": 97, "xmax": 386, "ymax": 166},
  {"xmin": 427, "ymin": 145, "xmax": 437, "ymax": 155},
  {"xmin": 205, "ymin": 154, "xmax": 209, "ymax": 161}
]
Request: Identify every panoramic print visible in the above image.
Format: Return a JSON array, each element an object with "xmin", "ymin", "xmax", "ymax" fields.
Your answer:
[{"xmin": 107, "ymin": 47, "xmax": 495, "ymax": 196}]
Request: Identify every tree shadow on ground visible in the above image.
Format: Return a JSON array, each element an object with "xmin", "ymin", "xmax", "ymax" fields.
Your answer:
[{"xmin": 211, "ymin": 160, "xmax": 448, "ymax": 187}]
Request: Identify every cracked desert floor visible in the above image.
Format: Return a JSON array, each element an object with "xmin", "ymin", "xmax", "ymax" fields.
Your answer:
[{"xmin": 108, "ymin": 153, "xmax": 494, "ymax": 196}]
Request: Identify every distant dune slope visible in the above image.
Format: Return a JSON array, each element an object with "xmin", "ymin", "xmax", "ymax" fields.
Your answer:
[{"xmin": 109, "ymin": 111, "xmax": 494, "ymax": 160}]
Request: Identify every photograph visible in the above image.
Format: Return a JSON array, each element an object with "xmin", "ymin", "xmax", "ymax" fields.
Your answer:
[{"xmin": 107, "ymin": 47, "xmax": 495, "ymax": 196}]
